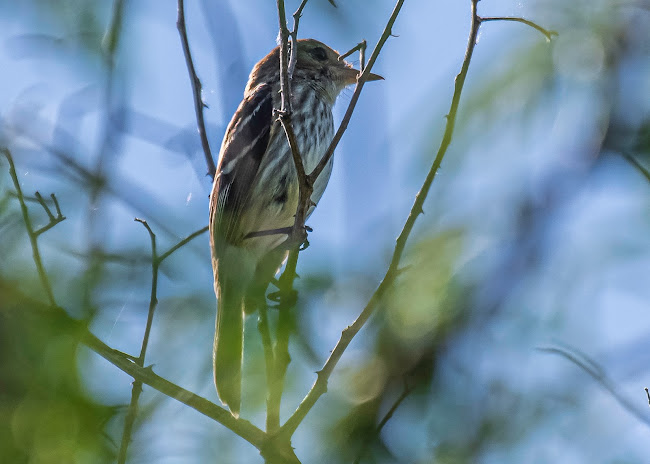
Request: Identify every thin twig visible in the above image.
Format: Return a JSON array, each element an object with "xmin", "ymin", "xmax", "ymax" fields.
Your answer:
[
  {"xmin": 622, "ymin": 152, "xmax": 650, "ymax": 183},
  {"xmin": 288, "ymin": 0, "xmax": 310, "ymax": 77},
  {"xmin": 309, "ymin": 0, "xmax": 404, "ymax": 184},
  {"xmin": 539, "ymin": 345, "xmax": 650, "ymax": 427},
  {"xmin": 158, "ymin": 225, "xmax": 209, "ymax": 263},
  {"xmin": 258, "ymin": 307, "xmax": 276, "ymax": 432},
  {"xmin": 276, "ymin": 0, "xmax": 312, "ymax": 247},
  {"xmin": 479, "ymin": 16, "xmax": 557, "ymax": 41},
  {"xmin": 0, "ymin": 250, "xmax": 296, "ymax": 461},
  {"xmin": 245, "ymin": 226, "xmax": 293, "ymax": 240},
  {"xmin": 265, "ymin": 0, "xmax": 311, "ymax": 436},
  {"xmin": 117, "ymin": 218, "xmax": 160, "ymax": 464},
  {"xmin": 2, "ymin": 149, "xmax": 57, "ymax": 307},
  {"xmin": 280, "ymin": 0, "xmax": 481, "ymax": 438},
  {"xmin": 34, "ymin": 192, "xmax": 55, "ymax": 221},
  {"xmin": 353, "ymin": 379, "xmax": 415, "ymax": 464},
  {"xmin": 118, "ymin": 220, "xmax": 208, "ymax": 463},
  {"xmin": 33, "ymin": 192, "xmax": 66, "ymax": 237},
  {"xmin": 339, "ymin": 40, "xmax": 367, "ymax": 71},
  {"xmin": 177, "ymin": 0, "xmax": 217, "ymax": 179},
  {"xmin": 267, "ymin": 249, "xmax": 299, "ymax": 432}
]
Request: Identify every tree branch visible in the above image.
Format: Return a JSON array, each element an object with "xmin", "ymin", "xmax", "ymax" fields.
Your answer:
[
  {"xmin": 2, "ymin": 148, "xmax": 57, "ymax": 307},
  {"xmin": 280, "ymin": 0, "xmax": 482, "ymax": 438},
  {"xmin": 309, "ymin": 0, "xmax": 406, "ymax": 183},
  {"xmin": 33, "ymin": 192, "xmax": 66, "ymax": 237},
  {"xmin": 177, "ymin": 0, "xmax": 217, "ymax": 179},
  {"xmin": 117, "ymin": 221, "xmax": 208, "ymax": 462},
  {"xmin": 2, "ymin": 151, "xmax": 276, "ymax": 455},
  {"xmin": 353, "ymin": 379, "xmax": 415, "ymax": 464},
  {"xmin": 479, "ymin": 16, "xmax": 558, "ymax": 41},
  {"xmin": 622, "ymin": 152, "xmax": 650, "ymax": 184},
  {"xmin": 0, "ymin": 272, "xmax": 280, "ymax": 460},
  {"xmin": 264, "ymin": 0, "xmax": 312, "ymax": 437},
  {"xmin": 117, "ymin": 218, "xmax": 160, "ymax": 464},
  {"xmin": 539, "ymin": 345, "xmax": 650, "ymax": 427}
]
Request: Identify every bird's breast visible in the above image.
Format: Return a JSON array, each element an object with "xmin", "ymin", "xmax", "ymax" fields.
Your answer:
[{"xmin": 239, "ymin": 91, "xmax": 335, "ymax": 255}]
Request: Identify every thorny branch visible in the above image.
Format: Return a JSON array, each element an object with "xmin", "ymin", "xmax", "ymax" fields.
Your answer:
[
  {"xmin": 280, "ymin": 0, "xmax": 555, "ymax": 439},
  {"xmin": 177, "ymin": 0, "xmax": 217, "ymax": 179},
  {"xmin": 264, "ymin": 0, "xmax": 313, "ymax": 438},
  {"xmin": 3, "ymin": 0, "xmax": 558, "ymax": 462}
]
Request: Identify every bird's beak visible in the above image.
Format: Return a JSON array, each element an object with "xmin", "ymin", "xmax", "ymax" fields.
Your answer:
[{"xmin": 338, "ymin": 65, "xmax": 384, "ymax": 86}]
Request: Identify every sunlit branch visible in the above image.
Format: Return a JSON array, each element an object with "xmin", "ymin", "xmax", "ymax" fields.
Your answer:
[{"xmin": 281, "ymin": 0, "xmax": 482, "ymax": 438}]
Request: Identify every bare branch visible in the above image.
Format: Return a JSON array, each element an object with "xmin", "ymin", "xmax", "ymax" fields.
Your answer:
[
  {"xmin": 177, "ymin": 0, "xmax": 217, "ymax": 179},
  {"xmin": 34, "ymin": 191, "xmax": 55, "ymax": 221},
  {"xmin": 117, "ymin": 218, "xmax": 160, "ymax": 463},
  {"xmin": 539, "ymin": 345, "xmax": 650, "ymax": 427},
  {"xmin": 280, "ymin": 0, "xmax": 481, "ymax": 438},
  {"xmin": 158, "ymin": 225, "xmax": 209, "ymax": 263},
  {"xmin": 119, "ymin": 220, "xmax": 209, "ymax": 461},
  {"xmin": 267, "ymin": 249, "xmax": 299, "ymax": 432},
  {"xmin": 309, "ymin": 0, "xmax": 405, "ymax": 183},
  {"xmin": 265, "ymin": 0, "xmax": 312, "ymax": 436},
  {"xmin": 258, "ymin": 307, "xmax": 276, "ymax": 432},
  {"xmin": 479, "ymin": 16, "xmax": 557, "ymax": 41},
  {"xmin": 353, "ymin": 379, "xmax": 415, "ymax": 464},
  {"xmin": 0, "ymin": 280, "xmax": 275, "ymax": 456},
  {"xmin": 33, "ymin": 192, "xmax": 66, "ymax": 237},
  {"xmin": 288, "ymin": 0, "xmax": 310, "ymax": 77},
  {"xmin": 2, "ymin": 148, "xmax": 57, "ymax": 307},
  {"xmin": 622, "ymin": 152, "xmax": 650, "ymax": 184}
]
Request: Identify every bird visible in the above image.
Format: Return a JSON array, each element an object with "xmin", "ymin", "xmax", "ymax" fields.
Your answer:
[{"xmin": 209, "ymin": 38, "xmax": 383, "ymax": 416}]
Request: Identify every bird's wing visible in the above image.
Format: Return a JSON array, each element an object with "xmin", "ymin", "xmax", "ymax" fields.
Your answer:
[{"xmin": 209, "ymin": 83, "xmax": 274, "ymax": 248}]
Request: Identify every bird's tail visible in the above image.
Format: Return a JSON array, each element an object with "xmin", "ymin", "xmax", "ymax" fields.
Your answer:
[{"xmin": 214, "ymin": 276, "xmax": 244, "ymax": 417}]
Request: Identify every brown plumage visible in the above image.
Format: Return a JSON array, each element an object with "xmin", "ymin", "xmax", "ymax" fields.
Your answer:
[{"xmin": 209, "ymin": 39, "xmax": 382, "ymax": 415}]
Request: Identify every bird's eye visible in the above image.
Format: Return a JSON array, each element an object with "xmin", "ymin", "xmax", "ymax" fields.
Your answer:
[{"xmin": 310, "ymin": 47, "xmax": 327, "ymax": 61}]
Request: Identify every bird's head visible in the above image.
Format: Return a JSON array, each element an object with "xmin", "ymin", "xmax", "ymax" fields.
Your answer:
[{"xmin": 246, "ymin": 39, "xmax": 383, "ymax": 102}]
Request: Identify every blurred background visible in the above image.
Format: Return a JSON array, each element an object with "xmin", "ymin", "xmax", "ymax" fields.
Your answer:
[{"xmin": 1, "ymin": 0, "xmax": 649, "ymax": 462}]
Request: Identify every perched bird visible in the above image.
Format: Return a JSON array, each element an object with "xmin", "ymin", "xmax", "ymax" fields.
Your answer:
[{"xmin": 209, "ymin": 38, "xmax": 382, "ymax": 415}]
